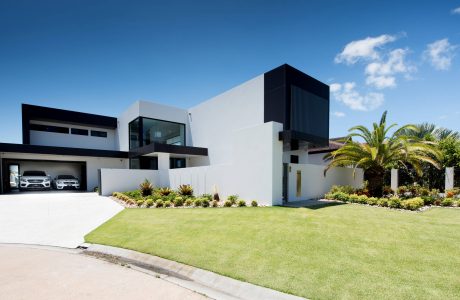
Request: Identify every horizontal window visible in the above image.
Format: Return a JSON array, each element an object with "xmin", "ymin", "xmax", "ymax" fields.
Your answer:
[
  {"xmin": 71, "ymin": 128, "xmax": 89, "ymax": 136},
  {"xmin": 30, "ymin": 123, "xmax": 69, "ymax": 134},
  {"xmin": 91, "ymin": 130, "xmax": 107, "ymax": 138}
]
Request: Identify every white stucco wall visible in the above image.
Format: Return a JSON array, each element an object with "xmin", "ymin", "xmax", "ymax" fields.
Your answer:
[
  {"xmin": 287, "ymin": 163, "xmax": 363, "ymax": 201},
  {"xmin": 307, "ymin": 152, "xmax": 329, "ymax": 165},
  {"xmin": 188, "ymin": 75, "xmax": 265, "ymax": 165},
  {"xmin": 99, "ymin": 122, "xmax": 284, "ymax": 206},
  {"xmin": 0, "ymin": 152, "xmax": 127, "ymax": 192},
  {"xmin": 29, "ymin": 120, "xmax": 117, "ymax": 151}
]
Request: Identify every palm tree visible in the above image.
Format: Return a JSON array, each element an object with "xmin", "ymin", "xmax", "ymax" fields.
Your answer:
[
  {"xmin": 396, "ymin": 122, "xmax": 460, "ymax": 141},
  {"xmin": 324, "ymin": 111, "xmax": 441, "ymax": 196}
]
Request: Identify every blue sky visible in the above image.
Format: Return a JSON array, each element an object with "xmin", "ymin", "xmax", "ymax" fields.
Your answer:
[{"xmin": 0, "ymin": 0, "xmax": 459, "ymax": 143}]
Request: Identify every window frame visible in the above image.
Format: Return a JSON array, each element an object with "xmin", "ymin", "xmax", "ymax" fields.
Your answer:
[
  {"xmin": 70, "ymin": 128, "xmax": 89, "ymax": 136},
  {"xmin": 128, "ymin": 116, "xmax": 186, "ymax": 150},
  {"xmin": 91, "ymin": 130, "xmax": 108, "ymax": 138}
]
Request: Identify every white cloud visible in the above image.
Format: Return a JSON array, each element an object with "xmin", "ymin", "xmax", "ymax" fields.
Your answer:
[
  {"xmin": 452, "ymin": 7, "xmax": 460, "ymax": 14},
  {"xmin": 423, "ymin": 38, "xmax": 457, "ymax": 70},
  {"xmin": 364, "ymin": 48, "xmax": 416, "ymax": 89},
  {"xmin": 335, "ymin": 34, "xmax": 397, "ymax": 64},
  {"xmin": 330, "ymin": 82, "xmax": 384, "ymax": 111},
  {"xmin": 332, "ymin": 111, "xmax": 346, "ymax": 117}
]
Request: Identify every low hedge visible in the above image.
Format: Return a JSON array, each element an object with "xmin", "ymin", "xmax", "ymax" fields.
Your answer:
[
  {"xmin": 324, "ymin": 192, "xmax": 434, "ymax": 211},
  {"xmin": 113, "ymin": 191, "xmax": 259, "ymax": 209}
]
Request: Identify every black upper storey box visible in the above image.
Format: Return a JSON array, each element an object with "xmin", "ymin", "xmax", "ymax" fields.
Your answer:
[{"xmin": 264, "ymin": 64, "xmax": 330, "ymax": 148}]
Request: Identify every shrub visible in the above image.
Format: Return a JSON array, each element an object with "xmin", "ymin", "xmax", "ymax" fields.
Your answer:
[
  {"xmin": 145, "ymin": 199, "xmax": 154, "ymax": 207},
  {"xmin": 223, "ymin": 200, "xmax": 233, "ymax": 207},
  {"xmin": 366, "ymin": 197, "xmax": 378, "ymax": 205},
  {"xmin": 377, "ymin": 198, "xmax": 388, "ymax": 207},
  {"xmin": 158, "ymin": 187, "xmax": 173, "ymax": 196},
  {"xmin": 201, "ymin": 198, "xmax": 210, "ymax": 207},
  {"xmin": 184, "ymin": 198, "xmax": 194, "ymax": 206},
  {"xmin": 433, "ymin": 199, "xmax": 442, "ymax": 206},
  {"xmin": 237, "ymin": 200, "xmax": 246, "ymax": 207},
  {"xmin": 251, "ymin": 200, "xmax": 258, "ymax": 207},
  {"xmin": 356, "ymin": 195, "xmax": 368, "ymax": 204},
  {"xmin": 123, "ymin": 190, "xmax": 143, "ymax": 200},
  {"xmin": 401, "ymin": 197, "xmax": 424, "ymax": 210},
  {"xmin": 355, "ymin": 188, "xmax": 370, "ymax": 197},
  {"xmin": 194, "ymin": 198, "xmax": 203, "ymax": 207},
  {"xmin": 136, "ymin": 199, "xmax": 145, "ymax": 207},
  {"xmin": 397, "ymin": 186, "xmax": 407, "ymax": 195},
  {"xmin": 201, "ymin": 194, "xmax": 213, "ymax": 201},
  {"xmin": 387, "ymin": 197, "xmax": 401, "ymax": 209},
  {"xmin": 383, "ymin": 186, "xmax": 394, "ymax": 196},
  {"xmin": 348, "ymin": 194, "xmax": 360, "ymax": 203},
  {"xmin": 417, "ymin": 187, "xmax": 430, "ymax": 197},
  {"xmin": 446, "ymin": 191, "xmax": 455, "ymax": 198},
  {"xmin": 178, "ymin": 184, "xmax": 193, "ymax": 196},
  {"xmin": 324, "ymin": 193, "xmax": 334, "ymax": 200},
  {"xmin": 457, "ymin": 200, "xmax": 460, "ymax": 207},
  {"xmin": 174, "ymin": 197, "xmax": 184, "ymax": 207},
  {"xmin": 421, "ymin": 196, "xmax": 435, "ymax": 205},
  {"xmin": 441, "ymin": 198, "xmax": 454, "ymax": 207},
  {"xmin": 156, "ymin": 200, "xmax": 164, "ymax": 208},
  {"xmin": 139, "ymin": 179, "xmax": 153, "ymax": 196},
  {"xmin": 213, "ymin": 193, "xmax": 220, "ymax": 201},
  {"xmin": 164, "ymin": 200, "xmax": 172, "ymax": 207},
  {"xmin": 211, "ymin": 200, "xmax": 219, "ymax": 207},
  {"xmin": 331, "ymin": 192, "xmax": 349, "ymax": 202},
  {"xmin": 228, "ymin": 195, "xmax": 239, "ymax": 205},
  {"xmin": 329, "ymin": 185, "xmax": 355, "ymax": 195}
]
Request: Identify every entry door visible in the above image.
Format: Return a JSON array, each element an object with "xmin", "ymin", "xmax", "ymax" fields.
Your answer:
[{"xmin": 8, "ymin": 164, "xmax": 20, "ymax": 190}]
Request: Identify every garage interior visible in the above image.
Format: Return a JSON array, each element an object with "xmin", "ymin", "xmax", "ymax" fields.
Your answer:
[{"xmin": 1, "ymin": 158, "xmax": 87, "ymax": 193}]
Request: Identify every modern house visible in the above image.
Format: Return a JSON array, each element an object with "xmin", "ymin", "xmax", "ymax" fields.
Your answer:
[{"xmin": 0, "ymin": 64, "xmax": 362, "ymax": 205}]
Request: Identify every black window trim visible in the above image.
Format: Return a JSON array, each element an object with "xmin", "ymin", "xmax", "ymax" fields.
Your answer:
[
  {"xmin": 91, "ymin": 130, "xmax": 108, "ymax": 138},
  {"xmin": 30, "ymin": 123, "xmax": 69, "ymax": 134},
  {"xmin": 129, "ymin": 116, "xmax": 186, "ymax": 150},
  {"xmin": 71, "ymin": 128, "xmax": 89, "ymax": 136}
]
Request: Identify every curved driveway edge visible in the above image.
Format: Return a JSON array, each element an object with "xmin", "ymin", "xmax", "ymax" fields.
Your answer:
[
  {"xmin": 0, "ymin": 244, "xmax": 206, "ymax": 300},
  {"xmin": 83, "ymin": 243, "xmax": 308, "ymax": 300},
  {"xmin": 0, "ymin": 192, "xmax": 123, "ymax": 248}
]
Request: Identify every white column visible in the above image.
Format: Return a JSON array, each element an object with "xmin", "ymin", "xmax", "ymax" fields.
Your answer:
[
  {"xmin": 157, "ymin": 153, "xmax": 170, "ymax": 170},
  {"xmin": 391, "ymin": 168, "xmax": 398, "ymax": 193},
  {"xmin": 445, "ymin": 167, "xmax": 454, "ymax": 191}
]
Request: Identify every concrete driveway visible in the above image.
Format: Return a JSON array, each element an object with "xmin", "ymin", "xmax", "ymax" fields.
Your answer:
[
  {"xmin": 0, "ymin": 244, "xmax": 206, "ymax": 300},
  {"xmin": 0, "ymin": 192, "xmax": 123, "ymax": 248}
]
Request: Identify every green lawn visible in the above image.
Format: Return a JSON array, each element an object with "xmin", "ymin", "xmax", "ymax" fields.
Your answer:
[{"xmin": 85, "ymin": 204, "xmax": 460, "ymax": 300}]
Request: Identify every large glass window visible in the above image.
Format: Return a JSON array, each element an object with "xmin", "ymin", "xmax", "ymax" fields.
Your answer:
[
  {"xmin": 129, "ymin": 118, "xmax": 140, "ymax": 149},
  {"xmin": 129, "ymin": 117, "xmax": 186, "ymax": 150},
  {"xmin": 142, "ymin": 118, "xmax": 185, "ymax": 146},
  {"xmin": 290, "ymin": 85, "xmax": 329, "ymax": 138}
]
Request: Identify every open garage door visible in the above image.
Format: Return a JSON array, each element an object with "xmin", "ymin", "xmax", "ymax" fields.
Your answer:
[{"xmin": 1, "ymin": 159, "xmax": 87, "ymax": 193}]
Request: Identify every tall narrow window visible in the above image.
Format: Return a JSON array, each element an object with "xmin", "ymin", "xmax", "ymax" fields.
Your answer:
[{"xmin": 129, "ymin": 118, "xmax": 140, "ymax": 149}]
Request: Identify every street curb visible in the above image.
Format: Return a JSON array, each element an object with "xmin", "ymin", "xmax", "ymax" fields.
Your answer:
[{"xmin": 83, "ymin": 244, "xmax": 307, "ymax": 300}]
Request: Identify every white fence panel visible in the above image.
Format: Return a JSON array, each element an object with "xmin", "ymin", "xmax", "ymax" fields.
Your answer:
[{"xmin": 288, "ymin": 164, "xmax": 363, "ymax": 201}]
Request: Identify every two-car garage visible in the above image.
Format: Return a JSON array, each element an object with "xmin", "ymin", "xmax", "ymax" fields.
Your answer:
[{"xmin": 2, "ymin": 158, "xmax": 86, "ymax": 193}]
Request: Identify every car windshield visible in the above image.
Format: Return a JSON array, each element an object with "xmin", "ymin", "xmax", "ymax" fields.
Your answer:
[
  {"xmin": 57, "ymin": 175, "xmax": 76, "ymax": 179},
  {"xmin": 23, "ymin": 171, "xmax": 46, "ymax": 177}
]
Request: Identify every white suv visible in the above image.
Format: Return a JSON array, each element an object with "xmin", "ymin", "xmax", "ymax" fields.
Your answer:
[
  {"xmin": 20, "ymin": 171, "xmax": 51, "ymax": 190},
  {"xmin": 53, "ymin": 175, "xmax": 80, "ymax": 190}
]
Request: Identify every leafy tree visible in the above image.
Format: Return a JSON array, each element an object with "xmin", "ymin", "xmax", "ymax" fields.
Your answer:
[{"xmin": 324, "ymin": 111, "xmax": 441, "ymax": 196}]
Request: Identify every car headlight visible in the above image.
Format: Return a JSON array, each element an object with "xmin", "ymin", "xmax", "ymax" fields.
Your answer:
[
  {"xmin": 44, "ymin": 178, "xmax": 50, "ymax": 182},
  {"xmin": 20, "ymin": 178, "xmax": 27, "ymax": 183}
]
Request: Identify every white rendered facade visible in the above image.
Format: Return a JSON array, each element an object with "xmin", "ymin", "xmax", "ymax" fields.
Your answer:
[{"xmin": 0, "ymin": 64, "xmax": 362, "ymax": 203}]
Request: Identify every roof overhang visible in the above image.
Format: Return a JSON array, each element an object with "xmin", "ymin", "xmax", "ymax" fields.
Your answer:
[
  {"xmin": 0, "ymin": 143, "xmax": 128, "ymax": 158},
  {"xmin": 129, "ymin": 143, "xmax": 208, "ymax": 158}
]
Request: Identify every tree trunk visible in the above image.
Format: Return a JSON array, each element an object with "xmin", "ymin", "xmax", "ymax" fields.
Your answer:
[{"xmin": 365, "ymin": 167, "xmax": 385, "ymax": 197}]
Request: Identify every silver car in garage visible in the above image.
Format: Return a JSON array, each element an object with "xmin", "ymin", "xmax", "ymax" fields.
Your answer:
[{"xmin": 53, "ymin": 175, "xmax": 80, "ymax": 190}]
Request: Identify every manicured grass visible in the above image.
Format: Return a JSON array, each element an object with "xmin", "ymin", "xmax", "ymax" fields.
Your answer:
[{"xmin": 85, "ymin": 204, "xmax": 460, "ymax": 300}]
